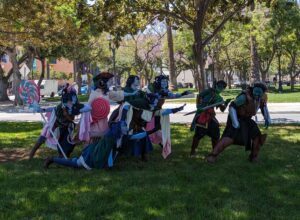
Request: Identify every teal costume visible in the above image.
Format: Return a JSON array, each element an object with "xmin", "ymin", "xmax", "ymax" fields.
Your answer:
[{"xmin": 190, "ymin": 80, "xmax": 229, "ymax": 157}]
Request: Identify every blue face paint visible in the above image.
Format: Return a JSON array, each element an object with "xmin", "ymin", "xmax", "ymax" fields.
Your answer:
[
  {"xmin": 131, "ymin": 78, "xmax": 140, "ymax": 91},
  {"xmin": 216, "ymin": 85, "xmax": 225, "ymax": 94},
  {"xmin": 253, "ymin": 87, "xmax": 263, "ymax": 100},
  {"xmin": 161, "ymin": 79, "xmax": 168, "ymax": 90}
]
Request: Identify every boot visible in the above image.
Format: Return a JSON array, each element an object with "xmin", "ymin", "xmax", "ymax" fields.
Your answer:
[
  {"xmin": 29, "ymin": 142, "xmax": 43, "ymax": 160},
  {"xmin": 211, "ymin": 139, "xmax": 219, "ymax": 150},
  {"xmin": 44, "ymin": 157, "xmax": 54, "ymax": 169},
  {"xmin": 206, "ymin": 137, "xmax": 234, "ymax": 163},
  {"xmin": 141, "ymin": 143, "xmax": 148, "ymax": 162},
  {"xmin": 249, "ymin": 134, "xmax": 267, "ymax": 162},
  {"xmin": 190, "ymin": 136, "xmax": 199, "ymax": 157}
]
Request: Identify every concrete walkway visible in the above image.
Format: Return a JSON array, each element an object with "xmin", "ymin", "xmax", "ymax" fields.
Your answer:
[{"xmin": 0, "ymin": 101, "xmax": 300, "ymax": 124}]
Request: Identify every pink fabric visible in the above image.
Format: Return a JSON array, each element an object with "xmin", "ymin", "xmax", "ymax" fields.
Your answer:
[
  {"xmin": 90, "ymin": 118, "xmax": 109, "ymax": 138},
  {"xmin": 146, "ymin": 115, "xmax": 172, "ymax": 159},
  {"xmin": 88, "ymin": 89, "xmax": 110, "ymax": 138},
  {"xmin": 146, "ymin": 117, "xmax": 160, "ymax": 143},
  {"xmin": 40, "ymin": 110, "xmax": 59, "ymax": 150},
  {"xmin": 149, "ymin": 131, "xmax": 162, "ymax": 145},
  {"xmin": 45, "ymin": 112, "xmax": 52, "ymax": 121},
  {"xmin": 79, "ymin": 112, "xmax": 92, "ymax": 142},
  {"xmin": 146, "ymin": 117, "xmax": 163, "ymax": 144}
]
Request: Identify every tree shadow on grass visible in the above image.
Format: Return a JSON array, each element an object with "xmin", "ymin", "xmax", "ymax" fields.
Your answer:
[
  {"xmin": 0, "ymin": 124, "xmax": 299, "ymax": 219},
  {"xmin": 0, "ymin": 122, "xmax": 42, "ymax": 134}
]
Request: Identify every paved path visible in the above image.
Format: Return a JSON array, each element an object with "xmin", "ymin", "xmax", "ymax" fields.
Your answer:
[{"xmin": 1, "ymin": 101, "xmax": 299, "ymax": 124}]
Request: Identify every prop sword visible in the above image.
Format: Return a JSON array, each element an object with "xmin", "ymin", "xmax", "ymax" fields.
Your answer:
[{"xmin": 184, "ymin": 101, "xmax": 225, "ymax": 116}]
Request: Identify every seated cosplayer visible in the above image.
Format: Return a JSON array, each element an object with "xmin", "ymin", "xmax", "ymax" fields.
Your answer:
[
  {"xmin": 206, "ymin": 82, "xmax": 271, "ymax": 163},
  {"xmin": 87, "ymin": 72, "xmax": 140, "ymax": 140},
  {"xmin": 44, "ymin": 121, "xmax": 148, "ymax": 169}
]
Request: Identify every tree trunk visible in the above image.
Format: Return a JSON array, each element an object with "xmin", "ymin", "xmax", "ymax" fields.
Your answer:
[
  {"xmin": 166, "ymin": 18, "xmax": 177, "ymax": 91},
  {"xmin": 277, "ymin": 53, "xmax": 283, "ymax": 92},
  {"xmin": 227, "ymin": 73, "xmax": 232, "ymax": 89},
  {"xmin": 9, "ymin": 48, "xmax": 22, "ymax": 105},
  {"xmin": 291, "ymin": 75, "xmax": 295, "ymax": 92},
  {"xmin": 77, "ymin": 61, "xmax": 83, "ymax": 95},
  {"xmin": 193, "ymin": 22, "xmax": 207, "ymax": 90},
  {"xmin": 250, "ymin": 35, "xmax": 260, "ymax": 83},
  {"xmin": 193, "ymin": 66, "xmax": 202, "ymax": 91},
  {"xmin": 261, "ymin": 70, "xmax": 267, "ymax": 82},
  {"xmin": 0, "ymin": 73, "xmax": 9, "ymax": 101},
  {"xmin": 46, "ymin": 61, "xmax": 50, "ymax": 79},
  {"xmin": 38, "ymin": 58, "xmax": 46, "ymax": 87},
  {"xmin": 25, "ymin": 47, "xmax": 35, "ymax": 76},
  {"xmin": 73, "ymin": 60, "xmax": 77, "ymax": 83},
  {"xmin": 249, "ymin": 0, "xmax": 260, "ymax": 83}
]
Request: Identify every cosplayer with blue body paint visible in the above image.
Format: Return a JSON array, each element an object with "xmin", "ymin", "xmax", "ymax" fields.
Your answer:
[
  {"xmin": 29, "ymin": 84, "xmax": 91, "ymax": 159},
  {"xmin": 206, "ymin": 82, "xmax": 271, "ymax": 163},
  {"xmin": 144, "ymin": 75, "xmax": 186, "ymax": 150},
  {"xmin": 147, "ymin": 75, "xmax": 191, "ymax": 100}
]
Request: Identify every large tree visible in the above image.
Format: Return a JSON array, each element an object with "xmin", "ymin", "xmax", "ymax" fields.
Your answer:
[{"xmin": 115, "ymin": 0, "xmax": 266, "ymax": 90}]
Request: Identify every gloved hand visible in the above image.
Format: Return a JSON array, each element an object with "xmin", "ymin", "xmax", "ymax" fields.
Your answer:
[
  {"xmin": 34, "ymin": 106, "xmax": 44, "ymax": 113},
  {"xmin": 79, "ymin": 104, "xmax": 92, "ymax": 113},
  {"xmin": 181, "ymin": 91, "xmax": 191, "ymax": 96},
  {"xmin": 172, "ymin": 105, "xmax": 185, "ymax": 114},
  {"xmin": 232, "ymin": 122, "xmax": 240, "ymax": 129},
  {"xmin": 264, "ymin": 119, "xmax": 271, "ymax": 129},
  {"xmin": 130, "ymin": 132, "xmax": 147, "ymax": 140}
]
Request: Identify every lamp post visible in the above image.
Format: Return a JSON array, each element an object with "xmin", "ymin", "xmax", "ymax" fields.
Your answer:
[{"xmin": 107, "ymin": 35, "xmax": 117, "ymax": 85}]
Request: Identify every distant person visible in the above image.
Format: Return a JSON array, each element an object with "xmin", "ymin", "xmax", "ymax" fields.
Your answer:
[{"xmin": 273, "ymin": 77, "xmax": 277, "ymax": 87}]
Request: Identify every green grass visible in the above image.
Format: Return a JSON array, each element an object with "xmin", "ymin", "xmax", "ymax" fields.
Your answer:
[
  {"xmin": 1, "ymin": 122, "xmax": 300, "ymax": 219},
  {"xmin": 44, "ymin": 94, "xmax": 89, "ymax": 103}
]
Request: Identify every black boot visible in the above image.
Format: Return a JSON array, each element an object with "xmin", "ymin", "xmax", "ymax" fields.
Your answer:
[
  {"xmin": 44, "ymin": 157, "xmax": 54, "ymax": 169},
  {"xmin": 249, "ymin": 134, "xmax": 267, "ymax": 162},
  {"xmin": 190, "ymin": 136, "xmax": 199, "ymax": 157},
  {"xmin": 29, "ymin": 142, "xmax": 42, "ymax": 160}
]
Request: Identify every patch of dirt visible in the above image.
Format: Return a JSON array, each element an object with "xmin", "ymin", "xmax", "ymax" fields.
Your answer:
[{"xmin": 0, "ymin": 148, "xmax": 29, "ymax": 163}]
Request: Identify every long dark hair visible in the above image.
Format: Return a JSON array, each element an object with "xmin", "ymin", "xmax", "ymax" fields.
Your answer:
[{"xmin": 126, "ymin": 75, "xmax": 140, "ymax": 88}]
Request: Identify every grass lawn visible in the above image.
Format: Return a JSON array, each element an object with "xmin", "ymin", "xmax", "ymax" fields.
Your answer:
[
  {"xmin": 0, "ymin": 122, "xmax": 300, "ymax": 219},
  {"xmin": 44, "ymin": 85, "xmax": 300, "ymax": 104}
]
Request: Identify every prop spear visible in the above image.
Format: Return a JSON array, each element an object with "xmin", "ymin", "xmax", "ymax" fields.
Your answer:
[{"xmin": 184, "ymin": 101, "xmax": 225, "ymax": 116}]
